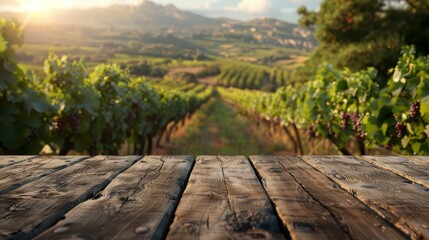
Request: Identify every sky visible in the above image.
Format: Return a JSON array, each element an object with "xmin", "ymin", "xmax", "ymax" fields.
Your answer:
[{"xmin": 0, "ymin": 0, "xmax": 321, "ymax": 23}]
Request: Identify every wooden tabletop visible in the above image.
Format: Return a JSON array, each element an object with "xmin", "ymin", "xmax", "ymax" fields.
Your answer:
[{"xmin": 0, "ymin": 155, "xmax": 428, "ymax": 240}]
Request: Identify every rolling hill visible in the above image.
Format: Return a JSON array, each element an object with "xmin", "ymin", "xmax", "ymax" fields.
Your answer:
[{"xmin": 0, "ymin": 1, "xmax": 222, "ymax": 29}]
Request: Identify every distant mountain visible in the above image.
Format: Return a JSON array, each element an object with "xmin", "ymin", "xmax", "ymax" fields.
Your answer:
[
  {"xmin": 217, "ymin": 17, "xmax": 316, "ymax": 50},
  {"xmin": 0, "ymin": 1, "xmax": 316, "ymax": 50},
  {"xmin": 0, "ymin": 1, "xmax": 222, "ymax": 29}
]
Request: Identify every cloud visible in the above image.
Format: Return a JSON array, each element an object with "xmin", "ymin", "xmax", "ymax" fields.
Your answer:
[{"xmin": 227, "ymin": 0, "xmax": 272, "ymax": 13}]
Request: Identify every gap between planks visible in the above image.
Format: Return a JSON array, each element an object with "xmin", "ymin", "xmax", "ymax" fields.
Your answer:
[
  {"xmin": 0, "ymin": 156, "xmax": 38, "ymax": 169},
  {"xmin": 249, "ymin": 155, "xmax": 407, "ymax": 240},
  {"xmin": 167, "ymin": 155, "xmax": 286, "ymax": 239},
  {"xmin": 301, "ymin": 155, "xmax": 429, "ymax": 240},
  {"xmin": 0, "ymin": 156, "xmax": 90, "ymax": 195},
  {"xmin": 357, "ymin": 155, "xmax": 429, "ymax": 189},
  {"xmin": 0, "ymin": 156, "xmax": 142, "ymax": 240},
  {"xmin": 36, "ymin": 155, "xmax": 195, "ymax": 240}
]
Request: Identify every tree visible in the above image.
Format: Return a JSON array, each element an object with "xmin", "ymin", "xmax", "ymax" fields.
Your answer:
[{"xmin": 297, "ymin": 0, "xmax": 429, "ymax": 83}]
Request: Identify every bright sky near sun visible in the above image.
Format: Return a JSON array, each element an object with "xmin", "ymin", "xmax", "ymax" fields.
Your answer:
[{"xmin": 0, "ymin": 0, "xmax": 321, "ymax": 22}]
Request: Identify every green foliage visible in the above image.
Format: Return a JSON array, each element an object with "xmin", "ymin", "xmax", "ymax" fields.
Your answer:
[
  {"xmin": 87, "ymin": 64, "xmax": 133, "ymax": 154},
  {"xmin": 220, "ymin": 46, "xmax": 429, "ymax": 155},
  {"xmin": 139, "ymin": 44, "xmax": 206, "ymax": 61},
  {"xmin": 366, "ymin": 46, "xmax": 429, "ymax": 154},
  {"xmin": 43, "ymin": 53, "xmax": 100, "ymax": 154},
  {"xmin": 170, "ymin": 72, "xmax": 198, "ymax": 84},
  {"xmin": 195, "ymin": 65, "xmax": 221, "ymax": 78},
  {"xmin": 0, "ymin": 18, "xmax": 213, "ymax": 155},
  {"xmin": 217, "ymin": 64, "xmax": 288, "ymax": 91},
  {"xmin": 125, "ymin": 60, "xmax": 168, "ymax": 78},
  {"xmin": 297, "ymin": 0, "xmax": 429, "ymax": 83},
  {"xmin": 0, "ymin": 19, "xmax": 50, "ymax": 154}
]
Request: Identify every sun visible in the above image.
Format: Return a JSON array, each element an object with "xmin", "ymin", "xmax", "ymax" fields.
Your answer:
[{"xmin": 25, "ymin": 1, "xmax": 45, "ymax": 12}]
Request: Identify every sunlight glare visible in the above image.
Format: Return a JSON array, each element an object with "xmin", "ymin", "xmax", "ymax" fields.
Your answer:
[{"xmin": 25, "ymin": 1, "xmax": 45, "ymax": 12}]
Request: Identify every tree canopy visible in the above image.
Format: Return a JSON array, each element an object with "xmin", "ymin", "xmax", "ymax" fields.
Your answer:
[{"xmin": 297, "ymin": 0, "xmax": 429, "ymax": 81}]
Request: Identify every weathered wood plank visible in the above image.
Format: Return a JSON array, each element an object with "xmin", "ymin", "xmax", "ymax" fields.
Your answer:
[
  {"xmin": 0, "ymin": 155, "xmax": 141, "ymax": 240},
  {"xmin": 0, "ymin": 156, "xmax": 88, "ymax": 195},
  {"xmin": 36, "ymin": 155, "xmax": 194, "ymax": 240},
  {"xmin": 359, "ymin": 156, "xmax": 429, "ymax": 189},
  {"xmin": 167, "ymin": 156, "xmax": 284, "ymax": 239},
  {"xmin": 410, "ymin": 156, "xmax": 429, "ymax": 162},
  {"xmin": 250, "ymin": 156, "xmax": 406, "ymax": 240},
  {"xmin": 0, "ymin": 156, "xmax": 37, "ymax": 168},
  {"xmin": 301, "ymin": 156, "xmax": 429, "ymax": 240}
]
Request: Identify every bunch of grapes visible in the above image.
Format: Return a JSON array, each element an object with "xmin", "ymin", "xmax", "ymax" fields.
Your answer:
[
  {"xmin": 87, "ymin": 143, "xmax": 98, "ymax": 156},
  {"xmin": 53, "ymin": 116, "xmax": 66, "ymax": 133},
  {"xmin": 25, "ymin": 130, "xmax": 38, "ymax": 142},
  {"xmin": 327, "ymin": 121, "xmax": 333, "ymax": 136},
  {"xmin": 349, "ymin": 112, "xmax": 366, "ymax": 140},
  {"xmin": 53, "ymin": 113, "xmax": 81, "ymax": 134},
  {"xmin": 68, "ymin": 113, "xmax": 80, "ymax": 133},
  {"xmin": 341, "ymin": 112, "xmax": 349, "ymax": 130},
  {"xmin": 307, "ymin": 124, "xmax": 316, "ymax": 140},
  {"xmin": 395, "ymin": 122, "xmax": 406, "ymax": 138},
  {"xmin": 409, "ymin": 101, "xmax": 420, "ymax": 118}
]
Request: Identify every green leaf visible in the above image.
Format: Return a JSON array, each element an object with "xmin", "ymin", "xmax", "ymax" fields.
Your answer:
[
  {"xmin": 29, "ymin": 93, "xmax": 49, "ymax": 113},
  {"xmin": 401, "ymin": 136, "xmax": 410, "ymax": 148},
  {"xmin": 0, "ymin": 35, "xmax": 7, "ymax": 53},
  {"xmin": 406, "ymin": 123, "xmax": 415, "ymax": 136},
  {"xmin": 336, "ymin": 80, "xmax": 348, "ymax": 91},
  {"xmin": 425, "ymin": 125, "xmax": 429, "ymax": 138},
  {"xmin": 0, "ymin": 71, "xmax": 16, "ymax": 87},
  {"xmin": 421, "ymin": 102, "xmax": 429, "ymax": 122},
  {"xmin": 411, "ymin": 141, "xmax": 422, "ymax": 154},
  {"xmin": 393, "ymin": 68, "xmax": 401, "ymax": 83},
  {"xmin": 381, "ymin": 122, "xmax": 389, "ymax": 135},
  {"xmin": 0, "ymin": 126, "xmax": 24, "ymax": 149}
]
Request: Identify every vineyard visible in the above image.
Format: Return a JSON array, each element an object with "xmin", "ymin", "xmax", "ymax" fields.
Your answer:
[
  {"xmin": 0, "ymin": 19, "xmax": 212, "ymax": 155},
  {"xmin": 0, "ymin": 9, "xmax": 429, "ymax": 158},
  {"xmin": 2, "ymin": 1, "xmax": 429, "ymax": 239},
  {"xmin": 217, "ymin": 64, "xmax": 290, "ymax": 91},
  {"xmin": 219, "ymin": 46, "xmax": 429, "ymax": 155}
]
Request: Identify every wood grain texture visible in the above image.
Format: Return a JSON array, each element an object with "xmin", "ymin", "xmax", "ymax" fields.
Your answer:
[
  {"xmin": 410, "ymin": 156, "xmax": 429, "ymax": 162},
  {"xmin": 36, "ymin": 155, "xmax": 195, "ymax": 240},
  {"xmin": 0, "ymin": 156, "xmax": 88, "ymax": 194},
  {"xmin": 359, "ymin": 156, "xmax": 429, "ymax": 189},
  {"xmin": 250, "ymin": 156, "xmax": 406, "ymax": 240},
  {"xmin": 0, "ymin": 156, "xmax": 37, "ymax": 168},
  {"xmin": 301, "ymin": 156, "xmax": 429, "ymax": 240},
  {"xmin": 0, "ymin": 155, "xmax": 141, "ymax": 240},
  {"xmin": 167, "ymin": 156, "xmax": 284, "ymax": 240}
]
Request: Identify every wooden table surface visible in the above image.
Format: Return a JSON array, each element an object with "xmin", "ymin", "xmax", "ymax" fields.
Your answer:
[{"xmin": 0, "ymin": 155, "xmax": 428, "ymax": 240}]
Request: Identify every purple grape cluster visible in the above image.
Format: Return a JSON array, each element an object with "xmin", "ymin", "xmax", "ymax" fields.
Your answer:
[
  {"xmin": 327, "ymin": 121, "xmax": 333, "ymax": 136},
  {"xmin": 307, "ymin": 124, "xmax": 316, "ymax": 140},
  {"xmin": 349, "ymin": 112, "xmax": 365, "ymax": 140},
  {"xmin": 26, "ymin": 130, "xmax": 38, "ymax": 142},
  {"xmin": 341, "ymin": 112, "xmax": 349, "ymax": 130},
  {"xmin": 87, "ymin": 144, "xmax": 98, "ymax": 156},
  {"xmin": 53, "ymin": 113, "xmax": 81, "ymax": 133},
  {"xmin": 395, "ymin": 122, "xmax": 406, "ymax": 138},
  {"xmin": 409, "ymin": 101, "xmax": 420, "ymax": 118},
  {"xmin": 340, "ymin": 111, "xmax": 365, "ymax": 139}
]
